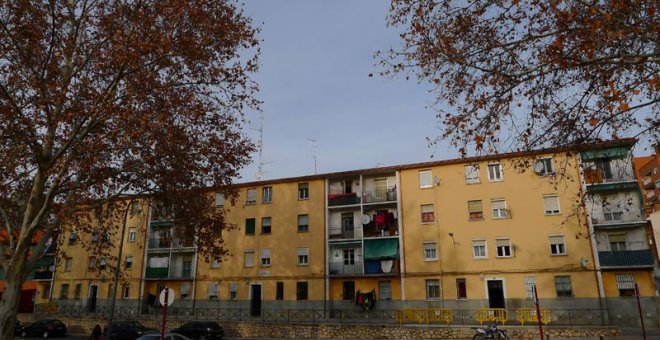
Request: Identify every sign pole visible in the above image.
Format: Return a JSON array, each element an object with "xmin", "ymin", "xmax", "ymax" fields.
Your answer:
[
  {"xmin": 635, "ymin": 283, "xmax": 647, "ymax": 340},
  {"xmin": 533, "ymin": 285, "xmax": 544, "ymax": 340},
  {"xmin": 161, "ymin": 286, "xmax": 168, "ymax": 340}
]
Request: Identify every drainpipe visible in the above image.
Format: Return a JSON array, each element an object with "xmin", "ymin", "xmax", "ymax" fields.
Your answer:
[
  {"xmin": 577, "ymin": 155, "xmax": 608, "ymax": 325},
  {"xmin": 324, "ymin": 178, "xmax": 329, "ymax": 316},
  {"xmin": 137, "ymin": 200, "xmax": 152, "ymax": 315},
  {"xmin": 396, "ymin": 171, "xmax": 406, "ymax": 302}
]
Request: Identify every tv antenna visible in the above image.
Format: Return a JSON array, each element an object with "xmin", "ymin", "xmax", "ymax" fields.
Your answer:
[
  {"xmin": 254, "ymin": 112, "xmax": 272, "ymax": 180},
  {"xmin": 307, "ymin": 138, "xmax": 318, "ymax": 175}
]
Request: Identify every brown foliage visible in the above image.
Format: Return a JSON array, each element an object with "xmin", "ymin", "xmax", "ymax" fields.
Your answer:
[
  {"xmin": 380, "ymin": 0, "xmax": 659, "ymax": 155},
  {"xmin": 0, "ymin": 0, "xmax": 258, "ymax": 329}
]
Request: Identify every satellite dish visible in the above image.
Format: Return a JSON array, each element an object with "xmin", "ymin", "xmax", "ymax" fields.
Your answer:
[
  {"xmin": 361, "ymin": 215, "xmax": 371, "ymax": 225},
  {"xmin": 533, "ymin": 160, "xmax": 545, "ymax": 174}
]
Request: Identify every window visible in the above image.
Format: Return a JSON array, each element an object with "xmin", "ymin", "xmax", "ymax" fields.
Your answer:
[
  {"xmin": 91, "ymin": 232, "xmax": 100, "ymax": 243},
  {"xmin": 244, "ymin": 250, "xmax": 255, "ymax": 267},
  {"xmin": 298, "ymin": 183, "xmax": 309, "ymax": 200},
  {"xmin": 421, "ymin": 204, "xmax": 435, "ymax": 223},
  {"xmin": 419, "ymin": 170, "xmax": 433, "ymax": 188},
  {"xmin": 74, "ymin": 284, "xmax": 81, "ymax": 299},
  {"xmin": 68, "ymin": 231, "xmax": 77, "ymax": 245},
  {"xmin": 296, "ymin": 282, "xmax": 308, "ymax": 300},
  {"xmin": 297, "ymin": 214, "xmax": 309, "ymax": 233},
  {"xmin": 456, "ymin": 279, "xmax": 467, "ymax": 299},
  {"xmin": 496, "ymin": 238, "xmax": 512, "ymax": 257},
  {"xmin": 524, "ymin": 277, "xmax": 536, "ymax": 299},
  {"xmin": 228, "ymin": 283, "xmax": 237, "ymax": 300},
  {"xmin": 260, "ymin": 249, "xmax": 271, "ymax": 267},
  {"xmin": 555, "ymin": 276, "xmax": 573, "ymax": 298},
  {"xmin": 543, "ymin": 195, "xmax": 561, "ymax": 215},
  {"xmin": 595, "ymin": 159, "xmax": 614, "ymax": 180},
  {"xmin": 379, "ymin": 280, "xmax": 392, "ymax": 300},
  {"xmin": 534, "ymin": 158, "xmax": 554, "ymax": 176},
  {"xmin": 465, "ymin": 165, "xmax": 481, "ymax": 184},
  {"xmin": 609, "ymin": 233, "xmax": 627, "ymax": 251},
  {"xmin": 215, "ymin": 192, "xmax": 225, "ymax": 207},
  {"xmin": 343, "ymin": 281, "xmax": 356, "ymax": 300},
  {"xmin": 208, "ymin": 282, "xmax": 219, "ymax": 300},
  {"xmin": 487, "ymin": 163, "xmax": 503, "ymax": 181},
  {"xmin": 128, "ymin": 227, "xmax": 137, "ymax": 242},
  {"xmin": 42, "ymin": 283, "xmax": 50, "ymax": 299},
  {"xmin": 122, "ymin": 284, "xmax": 130, "ymax": 299},
  {"xmin": 468, "ymin": 200, "xmax": 484, "ymax": 220},
  {"xmin": 178, "ymin": 283, "xmax": 190, "ymax": 299},
  {"xmin": 60, "ymin": 284, "xmax": 69, "ymax": 299},
  {"xmin": 130, "ymin": 201, "xmax": 141, "ymax": 215},
  {"xmin": 616, "ymin": 274, "xmax": 636, "ymax": 297},
  {"xmin": 549, "ymin": 235, "xmax": 566, "ymax": 255},
  {"xmin": 425, "ymin": 279, "xmax": 441, "ymax": 300},
  {"xmin": 472, "ymin": 240, "xmax": 487, "ymax": 258},
  {"xmin": 99, "ymin": 257, "xmax": 107, "ymax": 270},
  {"xmin": 341, "ymin": 212, "xmax": 354, "ymax": 232},
  {"xmin": 491, "ymin": 199, "xmax": 508, "ymax": 218},
  {"xmin": 262, "ymin": 186, "xmax": 272, "ymax": 203},
  {"xmin": 604, "ymin": 211, "xmax": 624, "ymax": 221},
  {"xmin": 88, "ymin": 257, "xmax": 96, "ymax": 271},
  {"xmin": 211, "ymin": 257, "xmax": 221, "ymax": 269},
  {"xmin": 125, "ymin": 255, "xmax": 134, "ymax": 269},
  {"xmin": 246, "ymin": 188, "xmax": 257, "ymax": 204},
  {"xmin": 108, "ymin": 283, "xmax": 114, "ymax": 298},
  {"xmin": 261, "ymin": 217, "xmax": 272, "ymax": 234},
  {"xmin": 276, "ymin": 282, "xmax": 284, "ymax": 300},
  {"xmin": 65, "ymin": 257, "xmax": 73, "ymax": 272},
  {"xmin": 245, "ymin": 218, "xmax": 256, "ymax": 235},
  {"xmin": 343, "ymin": 249, "xmax": 355, "ymax": 265},
  {"xmin": 423, "ymin": 242, "xmax": 438, "ymax": 261},
  {"xmin": 297, "ymin": 247, "xmax": 309, "ymax": 265}
]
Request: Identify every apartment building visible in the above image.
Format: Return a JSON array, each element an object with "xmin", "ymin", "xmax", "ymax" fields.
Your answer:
[{"xmin": 16, "ymin": 139, "xmax": 656, "ymax": 327}]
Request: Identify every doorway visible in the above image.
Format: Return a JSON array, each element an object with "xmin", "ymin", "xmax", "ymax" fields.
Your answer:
[
  {"xmin": 487, "ymin": 280, "xmax": 505, "ymax": 309},
  {"xmin": 342, "ymin": 281, "xmax": 355, "ymax": 301},
  {"xmin": 88, "ymin": 284, "xmax": 99, "ymax": 312},
  {"xmin": 250, "ymin": 284, "xmax": 262, "ymax": 317}
]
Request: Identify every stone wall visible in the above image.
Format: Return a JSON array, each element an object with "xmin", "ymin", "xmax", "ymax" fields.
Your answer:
[{"xmin": 17, "ymin": 314, "xmax": 621, "ymax": 338}]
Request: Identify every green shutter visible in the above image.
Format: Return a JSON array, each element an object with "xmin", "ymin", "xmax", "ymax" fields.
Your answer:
[
  {"xmin": 364, "ymin": 238, "xmax": 399, "ymax": 260},
  {"xmin": 245, "ymin": 218, "xmax": 255, "ymax": 235},
  {"xmin": 580, "ymin": 146, "xmax": 630, "ymax": 161}
]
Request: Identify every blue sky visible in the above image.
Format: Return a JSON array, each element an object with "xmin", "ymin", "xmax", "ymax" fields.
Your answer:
[{"xmin": 238, "ymin": 0, "xmax": 454, "ymax": 181}]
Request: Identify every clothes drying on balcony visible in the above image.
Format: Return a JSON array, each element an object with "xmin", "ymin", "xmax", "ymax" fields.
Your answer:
[
  {"xmin": 355, "ymin": 290, "xmax": 376, "ymax": 310},
  {"xmin": 149, "ymin": 257, "xmax": 169, "ymax": 268}
]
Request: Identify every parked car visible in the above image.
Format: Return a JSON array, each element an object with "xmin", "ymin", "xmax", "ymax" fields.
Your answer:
[
  {"xmin": 137, "ymin": 332, "xmax": 192, "ymax": 340},
  {"xmin": 103, "ymin": 321, "xmax": 158, "ymax": 340},
  {"xmin": 20, "ymin": 319, "xmax": 67, "ymax": 338},
  {"xmin": 170, "ymin": 321, "xmax": 224, "ymax": 340}
]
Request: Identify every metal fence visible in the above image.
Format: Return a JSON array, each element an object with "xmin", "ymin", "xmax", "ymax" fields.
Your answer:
[{"xmin": 34, "ymin": 303, "xmax": 607, "ymax": 326}]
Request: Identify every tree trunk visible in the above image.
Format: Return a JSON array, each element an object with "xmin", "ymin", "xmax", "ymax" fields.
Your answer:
[{"xmin": 0, "ymin": 244, "xmax": 30, "ymax": 340}]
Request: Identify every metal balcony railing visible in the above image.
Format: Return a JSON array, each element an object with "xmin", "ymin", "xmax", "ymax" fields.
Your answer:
[
  {"xmin": 590, "ymin": 210, "xmax": 645, "ymax": 227},
  {"xmin": 362, "ymin": 190, "xmax": 397, "ymax": 204},
  {"xmin": 145, "ymin": 267, "xmax": 194, "ymax": 279},
  {"xmin": 328, "ymin": 261, "xmax": 364, "ymax": 276},
  {"xmin": 598, "ymin": 250, "xmax": 654, "ymax": 267}
]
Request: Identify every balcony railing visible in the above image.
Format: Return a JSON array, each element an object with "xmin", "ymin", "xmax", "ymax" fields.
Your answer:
[
  {"xmin": 598, "ymin": 250, "xmax": 654, "ymax": 268},
  {"xmin": 362, "ymin": 190, "xmax": 397, "ymax": 204},
  {"xmin": 329, "ymin": 261, "xmax": 364, "ymax": 276},
  {"xmin": 329, "ymin": 230, "xmax": 358, "ymax": 240},
  {"xmin": 590, "ymin": 211, "xmax": 645, "ymax": 227},
  {"xmin": 147, "ymin": 238, "xmax": 194, "ymax": 250},
  {"xmin": 145, "ymin": 267, "xmax": 194, "ymax": 279},
  {"xmin": 584, "ymin": 168, "xmax": 636, "ymax": 185},
  {"xmin": 328, "ymin": 193, "xmax": 360, "ymax": 207},
  {"xmin": 32, "ymin": 271, "xmax": 53, "ymax": 280},
  {"xmin": 642, "ymin": 176, "xmax": 655, "ymax": 189}
]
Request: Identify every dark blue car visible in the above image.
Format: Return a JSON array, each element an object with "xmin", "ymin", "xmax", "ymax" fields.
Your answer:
[
  {"xmin": 20, "ymin": 319, "xmax": 67, "ymax": 338},
  {"xmin": 104, "ymin": 321, "xmax": 158, "ymax": 340}
]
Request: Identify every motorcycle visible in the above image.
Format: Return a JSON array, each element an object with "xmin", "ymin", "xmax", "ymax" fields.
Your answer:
[{"xmin": 472, "ymin": 323, "xmax": 509, "ymax": 340}]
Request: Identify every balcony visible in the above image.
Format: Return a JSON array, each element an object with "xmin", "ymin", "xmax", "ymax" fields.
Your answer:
[
  {"xmin": 32, "ymin": 271, "xmax": 53, "ymax": 280},
  {"xmin": 147, "ymin": 238, "xmax": 194, "ymax": 250},
  {"xmin": 328, "ymin": 193, "xmax": 360, "ymax": 207},
  {"xmin": 145, "ymin": 267, "xmax": 194, "ymax": 280},
  {"xmin": 329, "ymin": 261, "xmax": 364, "ymax": 276},
  {"xmin": 646, "ymin": 190, "xmax": 658, "ymax": 202},
  {"xmin": 329, "ymin": 230, "xmax": 358, "ymax": 240},
  {"xmin": 362, "ymin": 190, "xmax": 397, "ymax": 204},
  {"xmin": 642, "ymin": 176, "xmax": 655, "ymax": 189},
  {"xmin": 590, "ymin": 211, "xmax": 645, "ymax": 228},
  {"xmin": 598, "ymin": 250, "xmax": 654, "ymax": 268}
]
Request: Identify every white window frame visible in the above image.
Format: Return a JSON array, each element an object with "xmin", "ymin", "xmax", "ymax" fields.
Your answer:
[
  {"xmin": 228, "ymin": 283, "xmax": 238, "ymax": 300},
  {"xmin": 215, "ymin": 192, "xmax": 225, "ymax": 207},
  {"xmin": 297, "ymin": 214, "xmax": 309, "ymax": 233},
  {"xmin": 244, "ymin": 250, "xmax": 255, "ymax": 267},
  {"xmin": 524, "ymin": 276, "xmax": 536, "ymax": 299},
  {"xmin": 423, "ymin": 241, "xmax": 438, "ymax": 261},
  {"xmin": 208, "ymin": 282, "xmax": 219, "ymax": 300},
  {"xmin": 496, "ymin": 238, "xmax": 512, "ymax": 258},
  {"xmin": 298, "ymin": 183, "xmax": 309, "ymax": 200},
  {"xmin": 421, "ymin": 204, "xmax": 435, "ymax": 223},
  {"xmin": 262, "ymin": 186, "xmax": 273, "ymax": 203},
  {"xmin": 487, "ymin": 163, "xmax": 503, "ymax": 182},
  {"xmin": 534, "ymin": 158, "xmax": 555, "ymax": 176},
  {"xmin": 472, "ymin": 239, "xmax": 487, "ymax": 259},
  {"xmin": 125, "ymin": 255, "xmax": 134, "ymax": 270},
  {"xmin": 127, "ymin": 227, "xmax": 137, "ymax": 242},
  {"xmin": 491, "ymin": 199, "xmax": 508, "ymax": 219},
  {"xmin": 297, "ymin": 247, "xmax": 309, "ymax": 266},
  {"xmin": 425, "ymin": 279, "xmax": 441, "ymax": 300},
  {"xmin": 246, "ymin": 188, "xmax": 257, "ymax": 205},
  {"xmin": 260, "ymin": 249, "xmax": 272, "ymax": 267},
  {"xmin": 549, "ymin": 235, "xmax": 567, "ymax": 255},
  {"xmin": 543, "ymin": 195, "xmax": 561, "ymax": 215},
  {"xmin": 419, "ymin": 170, "xmax": 433, "ymax": 188},
  {"xmin": 180, "ymin": 283, "xmax": 190, "ymax": 300},
  {"xmin": 464, "ymin": 165, "xmax": 481, "ymax": 184},
  {"xmin": 468, "ymin": 200, "xmax": 484, "ymax": 220},
  {"xmin": 555, "ymin": 275, "xmax": 573, "ymax": 298},
  {"xmin": 261, "ymin": 217, "xmax": 272, "ymax": 234}
]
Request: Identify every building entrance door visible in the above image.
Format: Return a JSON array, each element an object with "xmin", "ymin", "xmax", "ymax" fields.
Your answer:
[
  {"xmin": 250, "ymin": 284, "xmax": 262, "ymax": 317},
  {"xmin": 487, "ymin": 280, "xmax": 505, "ymax": 309},
  {"xmin": 88, "ymin": 284, "xmax": 98, "ymax": 312}
]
